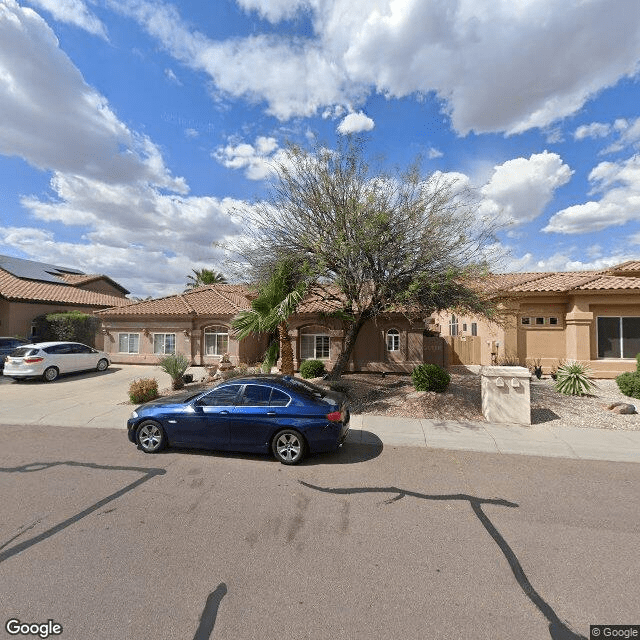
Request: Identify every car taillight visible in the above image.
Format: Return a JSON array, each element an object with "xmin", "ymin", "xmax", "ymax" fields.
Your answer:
[
  {"xmin": 24, "ymin": 357, "xmax": 44, "ymax": 364},
  {"xmin": 326, "ymin": 410, "xmax": 342, "ymax": 422}
]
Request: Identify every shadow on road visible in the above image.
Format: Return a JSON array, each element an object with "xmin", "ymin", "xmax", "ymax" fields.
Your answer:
[
  {"xmin": 0, "ymin": 461, "xmax": 165, "ymax": 564},
  {"xmin": 300, "ymin": 481, "xmax": 586, "ymax": 640}
]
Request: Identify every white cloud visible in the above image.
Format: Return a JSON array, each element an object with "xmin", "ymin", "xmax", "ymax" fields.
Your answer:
[
  {"xmin": 25, "ymin": 0, "xmax": 108, "ymax": 38},
  {"xmin": 574, "ymin": 122, "xmax": 612, "ymax": 140},
  {"xmin": 2, "ymin": 173, "xmax": 246, "ymax": 296},
  {"xmin": 602, "ymin": 117, "xmax": 640, "ymax": 153},
  {"xmin": 213, "ymin": 136, "xmax": 290, "ymax": 180},
  {"xmin": 107, "ymin": 0, "xmax": 640, "ymax": 134},
  {"xmin": 337, "ymin": 112, "xmax": 374, "ymax": 135},
  {"xmin": 544, "ymin": 154, "xmax": 640, "ymax": 233},
  {"xmin": 0, "ymin": 1, "xmax": 185, "ymax": 191},
  {"xmin": 507, "ymin": 251, "xmax": 635, "ymax": 273},
  {"xmin": 479, "ymin": 151, "xmax": 573, "ymax": 225},
  {"xmin": 164, "ymin": 68, "xmax": 182, "ymax": 85},
  {"xmin": 427, "ymin": 147, "xmax": 443, "ymax": 160},
  {"xmin": 236, "ymin": 0, "xmax": 313, "ymax": 23}
]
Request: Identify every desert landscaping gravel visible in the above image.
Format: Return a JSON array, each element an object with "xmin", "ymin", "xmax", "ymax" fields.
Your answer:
[{"xmin": 317, "ymin": 373, "xmax": 640, "ymax": 432}]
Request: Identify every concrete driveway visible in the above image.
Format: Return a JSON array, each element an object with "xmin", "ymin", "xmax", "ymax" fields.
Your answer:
[{"xmin": 0, "ymin": 364, "xmax": 209, "ymax": 429}]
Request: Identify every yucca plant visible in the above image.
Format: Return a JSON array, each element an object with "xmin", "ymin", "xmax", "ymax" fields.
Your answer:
[
  {"xmin": 158, "ymin": 353, "xmax": 190, "ymax": 390},
  {"xmin": 554, "ymin": 360, "xmax": 595, "ymax": 396}
]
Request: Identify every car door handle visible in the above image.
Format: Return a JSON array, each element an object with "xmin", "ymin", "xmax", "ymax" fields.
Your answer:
[
  {"xmin": 218, "ymin": 410, "xmax": 230, "ymax": 415},
  {"xmin": 267, "ymin": 411, "xmax": 276, "ymax": 416}
]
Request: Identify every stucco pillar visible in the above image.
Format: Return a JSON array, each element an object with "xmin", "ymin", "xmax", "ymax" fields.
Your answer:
[
  {"xmin": 499, "ymin": 301, "xmax": 520, "ymax": 361},
  {"xmin": 565, "ymin": 301, "xmax": 593, "ymax": 361},
  {"xmin": 289, "ymin": 327, "xmax": 300, "ymax": 369}
]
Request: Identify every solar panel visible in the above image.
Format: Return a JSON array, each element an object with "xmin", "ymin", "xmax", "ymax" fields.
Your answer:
[{"xmin": 0, "ymin": 254, "xmax": 85, "ymax": 284}]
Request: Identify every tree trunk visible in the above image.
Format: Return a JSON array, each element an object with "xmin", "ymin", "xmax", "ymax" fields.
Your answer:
[
  {"xmin": 327, "ymin": 311, "xmax": 371, "ymax": 380},
  {"xmin": 278, "ymin": 322, "xmax": 295, "ymax": 375}
]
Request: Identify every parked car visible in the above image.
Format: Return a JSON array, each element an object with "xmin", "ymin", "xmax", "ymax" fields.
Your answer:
[
  {"xmin": 127, "ymin": 375, "xmax": 350, "ymax": 465},
  {"xmin": 0, "ymin": 337, "xmax": 29, "ymax": 370},
  {"xmin": 3, "ymin": 341, "xmax": 110, "ymax": 382}
]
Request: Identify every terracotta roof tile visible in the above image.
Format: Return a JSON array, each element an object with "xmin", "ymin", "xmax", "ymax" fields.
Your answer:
[
  {"xmin": 98, "ymin": 284, "xmax": 254, "ymax": 316},
  {"xmin": 577, "ymin": 275, "xmax": 640, "ymax": 290},
  {"xmin": 508, "ymin": 271, "xmax": 603, "ymax": 292},
  {"xmin": 607, "ymin": 261, "xmax": 640, "ymax": 275},
  {"xmin": 0, "ymin": 268, "xmax": 129, "ymax": 307}
]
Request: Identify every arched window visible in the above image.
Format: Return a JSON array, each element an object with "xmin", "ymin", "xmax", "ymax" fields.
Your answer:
[
  {"xmin": 204, "ymin": 325, "xmax": 229, "ymax": 356},
  {"xmin": 386, "ymin": 328, "xmax": 400, "ymax": 352}
]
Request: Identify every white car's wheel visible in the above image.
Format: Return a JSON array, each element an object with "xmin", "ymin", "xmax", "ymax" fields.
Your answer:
[
  {"xmin": 96, "ymin": 358, "xmax": 109, "ymax": 372},
  {"xmin": 43, "ymin": 366, "xmax": 59, "ymax": 382}
]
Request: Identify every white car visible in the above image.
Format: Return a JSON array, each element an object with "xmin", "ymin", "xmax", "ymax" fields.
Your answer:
[{"xmin": 3, "ymin": 341, "xmax": 110, "ymax": 382}]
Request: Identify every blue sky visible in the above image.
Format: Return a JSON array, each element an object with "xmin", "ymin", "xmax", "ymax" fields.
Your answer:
[{"xmin": 1, "ymin": 0, "xmax": 640, "ymax": 298}]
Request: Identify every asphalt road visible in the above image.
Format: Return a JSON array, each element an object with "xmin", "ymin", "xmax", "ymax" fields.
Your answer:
[{"xmin": 0, "ymin": 424, "xmax": 638, "ymax": 640}]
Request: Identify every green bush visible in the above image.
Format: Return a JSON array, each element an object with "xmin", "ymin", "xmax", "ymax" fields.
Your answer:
[
  {"xmin": 615, "ymin": 371, "xmax": 640, "ymax": 399},
  {"xmin": 411, "ymin": 363, "xmax": 451, "ymax": 392},
  {"xmin": 300, "ymin": 359, "xmax": 326, "ymax": 379},
  {"xmin": 32, "ymin": 311, "xmax": 99, "ymax": 345},
  {"xmin": 129, "ymin": 378, "xmax": 159, "ymax": 404},
  {"xmin": 158, "ymin": 353, "xmax": 190, "ymax": 390},
  {"xmin": 554, "ymin": 360, "xmax": 594, "ymax": 396}
]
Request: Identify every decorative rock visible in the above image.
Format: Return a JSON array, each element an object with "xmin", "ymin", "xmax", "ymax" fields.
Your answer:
[{"xmin": 604, "ymin": 402, "xmax": 637, "ymax": 414}]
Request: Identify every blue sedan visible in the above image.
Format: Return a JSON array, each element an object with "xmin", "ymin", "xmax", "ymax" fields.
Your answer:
[{"xmin": 127, "ymin": 375, "xmax": 350, "ymax": 465}]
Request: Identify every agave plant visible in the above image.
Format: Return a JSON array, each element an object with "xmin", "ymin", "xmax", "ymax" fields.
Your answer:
[{"xmin": 554, "ymin": 360, "xmax": 595, "ymax": 396}]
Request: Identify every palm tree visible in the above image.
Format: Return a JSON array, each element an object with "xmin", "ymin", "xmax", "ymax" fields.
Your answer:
[
  {"xmin": 184, "ymin": 268, "xmax": 227, "ymax": 290},
  {"xmin": 231, "ymin": 259, "xmax": 310, "ymax": 375}
]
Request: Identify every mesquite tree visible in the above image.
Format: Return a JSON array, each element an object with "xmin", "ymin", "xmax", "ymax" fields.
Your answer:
[{"xmin": 235, "ymin": 137, "xmax": 501, "ymax": 379}]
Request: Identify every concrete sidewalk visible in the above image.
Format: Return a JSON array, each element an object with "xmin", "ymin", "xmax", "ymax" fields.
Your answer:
[
  {"xmin": 1, "ymin": 364, "xmax": 639, "ymax": 463},
  {"xmin": 349, "ymin": 414, "xmax": 640, "ymax": 464}
]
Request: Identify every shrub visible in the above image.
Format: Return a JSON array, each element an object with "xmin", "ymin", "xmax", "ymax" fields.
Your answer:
[
  {"xmin": 129, "ymin": 378, "xmax": 159, "ymax": 404},
  {"xmin": 411, "ymin": 363, "xmax": 451, "ymax": 392},
  {"xmin": 497, "ymin": 352, "xmax": 521, "ymax": 366},
  {"xmin": 300, "ymin": 359, "xmax": 326, "ymax": 379},
  {"xmin": 32, "ymin": 311, "xmax": 100, "ymax": 345},
  {"xmin": 554, "ymin": 360, "xmax": 595, "ymax": 396},
  {"xmin": 158, "ymin": 353, "xmax": 190, "ymax": 390},
  {"xmin": 615, "ymin": 371, "xmax": 640, "ymax": 399}
]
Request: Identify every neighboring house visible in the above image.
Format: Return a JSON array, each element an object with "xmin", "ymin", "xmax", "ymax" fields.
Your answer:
[
  {"xmin": 433, "ymin": 261, "xmax": 640, "ymax": 378},
  {"xmin": 0, "ymin": 254, "xmax": 129, "ymax": 343},
  {"xmin": 96, "ymin": 284, "xmax": 437, "ymax": 373}
]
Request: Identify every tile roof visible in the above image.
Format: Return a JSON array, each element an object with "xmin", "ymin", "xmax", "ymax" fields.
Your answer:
[
  {"xmin": 97, "ymin": 284, "xmax": 254, "ymax": 316},
  {"xmin": 606, "ymin": 261, "xmax": 640, "ymax": 275},
  {"xmin": 0, "ymin": 267, "xmax": 129, "ymax": 307},
  {"xmin": 484, "ymin": 262, "xmax": 640, "ymax": 294}
]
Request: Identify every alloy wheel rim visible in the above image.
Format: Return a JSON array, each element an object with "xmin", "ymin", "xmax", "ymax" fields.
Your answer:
[
  {"xmin": 139, "ymin": 425, "xmax": 161, "ymax": 450},
  {"xmin": 276, "ymin": 434, "xmax": 300, "ymax": 461}
]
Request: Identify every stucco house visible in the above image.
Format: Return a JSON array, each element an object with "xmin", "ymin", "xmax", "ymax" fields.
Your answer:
[
  {"xmin": 0, "ymin": 254, "xmax": 129, "ymax": 342},
  {"xmin": 432, "ymin": 261, "xmax": 640, "ymax": 378},
  {"xmin": 96, "ymin": 284, "xmax": 438, "ymax": 373}
]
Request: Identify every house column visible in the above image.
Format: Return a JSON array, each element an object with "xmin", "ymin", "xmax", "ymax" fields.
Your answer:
[
  {"xmin": 289, "ymin": 327, "xmax": 300, "ymax": 370},
  {"xmin": 500, "ymin": 301, "xmax": 520, "ymax": 361},
  {"xmin": 565, "ymin": 299, "xmax": 593, "ymax": 361}
]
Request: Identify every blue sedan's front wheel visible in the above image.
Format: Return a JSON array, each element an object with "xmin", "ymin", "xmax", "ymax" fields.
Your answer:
[
  {"xmin": 137, "ymin": 420, "xmax": 166, "ymax": 453},
  {"xmin": 272, "ymin": 429, "xmax": 305, "ymax": 465}
]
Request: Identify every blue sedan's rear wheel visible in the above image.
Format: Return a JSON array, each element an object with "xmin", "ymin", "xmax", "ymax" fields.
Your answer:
[
  {"xmin": 272, "ymin": 429, "xmax": 305, "ymax": 465},
  {"xmin": 137, "ymin": 420, "xmax": 166, "ymax": 453}
]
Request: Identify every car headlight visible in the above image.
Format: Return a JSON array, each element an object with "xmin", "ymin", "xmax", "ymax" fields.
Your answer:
[{"xmin": 130, "ymin": 410, "xmax": 138, "ymax": 419}]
